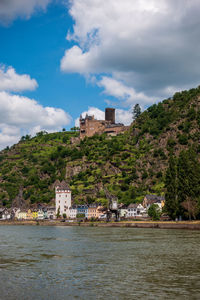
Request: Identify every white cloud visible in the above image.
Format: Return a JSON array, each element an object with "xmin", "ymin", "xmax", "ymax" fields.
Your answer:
[
  {"xmin": 0, "ymin": 0, "xmax": 51, "ymax": 25},
  {"xmin": 62, "ymin": 0, "xmax": 200, "ymax": 105},
  {"xmin": 0, "ymin": 66, "xmax": 38, "ymax": 92},
  {"xmin": 0, "ymin": 91, "xmax": 71, "ymax": 149},
  {"xmin": 75, "ymin": 106, "xmax": 132, "ymax": 127},
  {"xmin": 98, "ymin": 76, "xmax": 154, "ymax": 106}
]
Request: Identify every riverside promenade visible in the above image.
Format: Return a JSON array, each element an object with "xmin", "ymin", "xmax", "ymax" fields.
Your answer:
[{"xmin": 1, "ymin": 220, "xmax": 200, "ymax": 230}]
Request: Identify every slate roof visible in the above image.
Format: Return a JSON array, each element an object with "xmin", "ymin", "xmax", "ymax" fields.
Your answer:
[
  {"xmin": 145, "ymin": 194, "xmax": 165, "ymax": 202},
  {"xmin": 56, "ymin": 180, "xmax": 71, "ymax": 191}
]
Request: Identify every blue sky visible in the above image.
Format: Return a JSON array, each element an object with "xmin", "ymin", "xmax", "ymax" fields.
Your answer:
[
  {"xmin": 0, "ymin": 0, "xmax": 200, "ymax": 149},
  {"xmin": 0, "ymin": 2, "xmax": 106, "ymax": 119}
]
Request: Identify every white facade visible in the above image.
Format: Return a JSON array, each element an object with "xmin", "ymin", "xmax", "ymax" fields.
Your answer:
[
  {"xmin": 37, "ymin": 210, "xmax": 44, "ymax": 220},
  {"xmin": 47, "ymin": 208, "xmax": 56, "ymax": 219},
  {"xmin": 69, "ymin": 207, "xmax": 77, "ymax": 219},
  {"xmin": 120, "ymin": 208, "xmax": 128, "ymax": 218},
  {"xmin": 127, "ymin": 204, "xmax": 146, "ymax": 218},
  {"xmin": 56, "ymin": 185, "xmax": 71, "ymax": 218}
]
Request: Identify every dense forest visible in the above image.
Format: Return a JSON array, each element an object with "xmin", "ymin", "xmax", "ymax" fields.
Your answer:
[{"xmin": 0, "ymin": 86, "xmax": 200, "ymax": 219}]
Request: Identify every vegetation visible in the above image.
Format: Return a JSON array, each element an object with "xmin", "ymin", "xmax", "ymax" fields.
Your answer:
[
  {"xmin": 0, "ymin": 86, "xmax": 200, "ymax": 214},
  {"xmin": 148, "ymin": 204, "xmax": 161, "ymax": 221}
]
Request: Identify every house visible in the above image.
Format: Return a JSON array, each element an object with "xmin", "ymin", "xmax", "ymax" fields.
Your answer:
[
  {"xmin": 32, "ymin": 210, "xmax": 38, "ymax": 219},
  {"xmin": 17, "ymin": 210, "xmax": 27, "ymax": 220},
  {"xmin": 69, "ymin": 205, "xmax": 77, "ymax": 219},
  {"xmin": 119, "ymin": 204, "xmax": 128, "ymax": 218},
  {"xmin": 87, "ymin": 204, "xmax": 104, "ymax": 219},
  {"xmin": 27, "ymin": 209, "xmax": 33, "ymax": 220},
  {"xmin": 143, "ymin": 195, "xmax": 165, "ymax": 211},
  {"xmin": 37, "ymin": 209, "xmax": 44, "ymax": 220},
  {"xmin": 127, "ymin": 203, "xmax": 146, "ymax": 218},
  {"xmin": 13, "ymin": 208, "xmax": 21, "ymax": 220},
  {"xmin": 77, "ymin": 205, "xmax": 88, "ymax": 218},
  {"xmin": 11, "ymin": 208, "xmax": 20, "ymax": 220},
  {"xmin": 55, "ymin": 181, "xmax": 71, "ymax": 218},
  {"xmin": 0, "ymin": 208, "xmax": 5, "ymax": 219},
  {"xmin": 0, "ymin": 208, "xmax": 11, "ymax": 220},
  {"xmin": 45, "ymin": 207, "xmax": 56, "ymax": 219},
  {"xmin": 87, "ymin": 203, "xmax": 103, "ymax": 219}
]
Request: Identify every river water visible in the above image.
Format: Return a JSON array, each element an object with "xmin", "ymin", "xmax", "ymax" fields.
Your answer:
[{"xmin": 0, "ymin": 225, "xmax": 200, "ymax": 300}]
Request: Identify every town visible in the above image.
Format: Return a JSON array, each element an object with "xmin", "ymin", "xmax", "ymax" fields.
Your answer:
[{"xmin": 0, "ymin": 180, "xmax": 165, "ymax": 221}]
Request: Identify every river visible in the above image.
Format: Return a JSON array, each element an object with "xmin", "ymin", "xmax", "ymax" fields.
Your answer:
[{"xmin": 0, "ymin": 226, "xmax": 200, "ymax": 299}]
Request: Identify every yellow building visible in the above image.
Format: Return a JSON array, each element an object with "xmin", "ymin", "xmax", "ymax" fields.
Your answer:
[
  {"xmin": 32, "ymin": 210, "xmax": 38, "ymax": 219},
  {"xmin": 27, "ymin": 209, "xmax": 33, "ymax": 220}
]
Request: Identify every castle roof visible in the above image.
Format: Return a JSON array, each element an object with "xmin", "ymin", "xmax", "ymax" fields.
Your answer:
[{"xmin": 56, "ymin": 180, "xmax": 71, "ymax": 191}]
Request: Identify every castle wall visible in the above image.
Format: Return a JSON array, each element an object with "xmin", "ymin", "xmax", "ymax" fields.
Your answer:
[{"xmin": 79, "ymin": 109, "xmax": 130, "ymax": 139}]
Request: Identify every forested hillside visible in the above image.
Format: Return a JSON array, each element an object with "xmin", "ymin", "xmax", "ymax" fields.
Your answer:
[{"xmin": 1, "ymin": 86, "xmax": 200, "ymax": 210}]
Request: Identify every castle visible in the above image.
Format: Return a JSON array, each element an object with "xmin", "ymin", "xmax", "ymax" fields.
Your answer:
[{"xmin": 79, "ymin": 108, "xmax": 129, "ymax": 139}]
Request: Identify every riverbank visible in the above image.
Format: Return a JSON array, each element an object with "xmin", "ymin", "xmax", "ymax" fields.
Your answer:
[{"xmin": 1, "ymin": 219, "xmax": 200, "ymax": 230}]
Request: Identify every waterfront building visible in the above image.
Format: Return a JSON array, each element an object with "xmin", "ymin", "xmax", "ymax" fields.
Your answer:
[
  {"xmin": 45, "ymin": 207, "xmax": 56, "ymax": 219},
  {"xmin": 119, "ymin": 206, "xmax": 128, "ymax": 218},
  {"xmin": 143, "ymin": 195, "xmax": 165, "ymax": 211},
  {"xmin": 0, "ymin": 208, "xmax": 11, "ymax": 220},
  {"xmin": 127, "ymin": 203, "xmax": 146, "ymax": 218},
  {"xmin": 13, "ymin": 208, "xmax": 21, "ymax": 220},
  {"xmin": 18, "ymin": 211, "xmax": 27, "ymax": 220},
  {"xmin": 37, "ymin": 210, "xmax": 44, "ymax": 220},
  {"xmin": 55, "ymin": 181, "xmax": 71, "ymax": 218},
  {"xmin": 87, "ymin": 204, "xmax": 104, "ymax": 219},
  {"xmin": 77, "ymin": 205, "xmax": 88, "ymax": 217},
  {"xmin": 32, "ymin": 210, "xmax": 38, "ymax": 219},
  {"xmin": 69, "ymin": 205, "xmax": 77, "ymax": 219},
  {"xmin": 27, "ymin": 209, "xmax": 33, "ymax": 220}
]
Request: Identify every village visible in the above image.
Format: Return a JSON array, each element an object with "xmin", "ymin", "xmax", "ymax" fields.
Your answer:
[{"xmin": 0, "ymin": 180, "xmax": 165, "ymax": 222}]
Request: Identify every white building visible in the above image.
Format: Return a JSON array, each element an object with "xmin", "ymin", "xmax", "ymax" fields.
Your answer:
[
  {"xmin": 127, "ymin": 203, "xmax": 146, "ymax": 218},
  {"xmin": 55, "ymin": 181, "xmax": 71, "ymax": 218},
  {"xmin": 69, "ymin": 205, "xmax": 77, "ymax": 219}
]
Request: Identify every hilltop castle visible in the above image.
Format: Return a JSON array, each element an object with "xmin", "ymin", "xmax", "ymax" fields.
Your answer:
[{"xmin": 79, "ymin": 108, "xmax": 129, "ymax": 139}]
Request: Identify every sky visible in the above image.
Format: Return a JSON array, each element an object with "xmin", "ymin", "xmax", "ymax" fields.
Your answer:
[{"xmin": 0, "ymin": 0, "xmax": 200, "ymax": 149}]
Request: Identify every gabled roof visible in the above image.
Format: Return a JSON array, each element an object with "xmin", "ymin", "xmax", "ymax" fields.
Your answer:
[
  {"xmin": 145, "ymin": 194, "xmax": 165, "ymax": 202},
  {"xmin": 128, "ymin": 203, "xmax": 138, "ymax": 209},
  {"xmin": 56, "ymin": 180, "xmax": 71, "ymax": 191}
]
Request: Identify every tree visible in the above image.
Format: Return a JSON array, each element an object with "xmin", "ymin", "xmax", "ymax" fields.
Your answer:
[
  {"xmin": 165, "ymin": 154, "xmax": 178, "ymax": 219},
  {"xmin": 132, "ymin": 104, "xmax": 141, "ymax": 120},
  {"xmin": 177, "ymin": 148, "xmax": 200, "ymax": 219},
  {"xmin": 148, "ymin": 204, "xmax": 161, "ymax": 220},
  {"xmin": 63, "ymin": 213, "xmax": 66, "ymax": 219},
  {"xmin": 56, "ymin": 207, "xmax": 61, "ymax": 219}
]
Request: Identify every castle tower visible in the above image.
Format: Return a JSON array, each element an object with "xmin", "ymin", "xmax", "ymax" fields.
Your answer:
[
  {"xmin": 55, "ymin": 181, "xmax": 71, "ymax": 218},
  {"xmin": 105, "ymin": 108, "xmax": 115, "ymax": 124}
]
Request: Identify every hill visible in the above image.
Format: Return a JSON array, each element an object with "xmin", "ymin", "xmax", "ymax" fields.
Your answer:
[{"xmin": 0, "ymin": 86, "xmax": 200, "ymax": 208}]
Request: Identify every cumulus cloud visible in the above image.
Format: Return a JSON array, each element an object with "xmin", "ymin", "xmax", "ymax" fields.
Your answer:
[
  {"xmin": 0, "ymin": 0, "xmax": 51, "ymax": 25},
  {"xmin": 62, "ymin": 0, "xmax": 200, "ymax": 105},
  {"xmin": 0, "ymin": 90, "xmax": 71, "ymax": 150},
  {"xmin": 75, "ymin": 106, "xmax": 132, "ymax": 127},
  {"xmin": 0, "ymin": 66, "xmax": 38, "ymax": 92},
  {"xmin": 98, "ymin": 76, "xmax": 154, "ymax": 106}
]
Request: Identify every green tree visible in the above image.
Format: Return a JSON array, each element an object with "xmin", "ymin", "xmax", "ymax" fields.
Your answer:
[
  {"xmin": 56, "ymin": 207, "xmax": 61, "ymax": 218},
  {"xmin": 165, "ymin": 154, "xmax": 178, "ymax": 219},
  {"xmin": 132, "ymin": 104, "xmax": 141, "ymax": 120},
  {"xmin": 177, "ymin": 148, "xmax": 200, "ymax": 219},
  {"xmin": 148, "ymin": 204, "xmax": 161, "ymax": 220}
]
